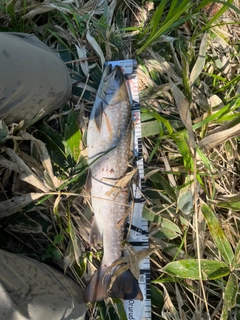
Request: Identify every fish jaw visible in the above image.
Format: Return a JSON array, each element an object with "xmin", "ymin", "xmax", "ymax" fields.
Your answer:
[{"xmin": 100, "ymin": 65, "xmax": 129, "ymax": 105}]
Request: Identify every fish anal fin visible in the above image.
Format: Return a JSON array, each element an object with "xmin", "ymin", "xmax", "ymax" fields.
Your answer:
[
  {"xmin": 84, "ymin": 264, "xmax": 109, "ymax": 303},
  {"xmin": 89, "ymin": 217, "xmax": 102, "ymax": 247},
  {"xmin": 94, "ymin": 101, "xmax": 103, "ymax": 131}
]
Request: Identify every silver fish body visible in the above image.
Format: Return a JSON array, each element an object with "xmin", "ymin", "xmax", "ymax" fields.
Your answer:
[{"xmin": 84, "ymin": 65, "xmax": 142, "ymax": 303}]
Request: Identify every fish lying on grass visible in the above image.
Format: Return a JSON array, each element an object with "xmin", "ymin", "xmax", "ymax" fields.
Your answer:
[{"xmin": 84, "ymin": 64, "xmax": 143, "ymax": 303}]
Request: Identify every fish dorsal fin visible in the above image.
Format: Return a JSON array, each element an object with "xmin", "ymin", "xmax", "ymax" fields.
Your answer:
[{"xmin": 94, "ymin": 101, "xmax": 103, "ymax": 131}]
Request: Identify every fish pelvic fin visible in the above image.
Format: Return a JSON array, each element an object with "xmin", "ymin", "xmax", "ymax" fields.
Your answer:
[
  {"xmin": 84, "ymin": 264, "xmax": 143, "ymax": 303},
  {"xmin": 85, "ymin": 168, "xmax": 92, "ymax": 194},
  {"xmin": 89, "ymin": 217, "xmax": 102, "ymax": 247}
]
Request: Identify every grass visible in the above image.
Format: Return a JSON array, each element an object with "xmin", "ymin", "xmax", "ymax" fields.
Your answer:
[{"xmin": 0, "ymin": 0, "xmax": 240, "ymax": 319}]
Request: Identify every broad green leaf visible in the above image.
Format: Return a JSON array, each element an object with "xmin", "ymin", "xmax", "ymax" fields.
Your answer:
[
  {"xmin": 74, "ymin": 254, "xmax": 88, "ymax": 278},
  {"xmin": 142, "ymin": 109, "xmax": 173, "ymax": 134},
  {"xmin": 217, "ymin": 200, "xmax": 240, "ymax": 211},
  {"xmin": 161, "ymin": 259, "xmax": 230, "ymax": 280},
  {"xmin": 201, "ymin": 203, "xmax": 234, "ymax": 265},
  {"xmin": 153, "ymin": 227, "xmax": 180, "ymax": 240},
  {"xmin": 177, "ymin": 186, "xmax": 193, "ymax": 215},
  {"xmin": 146, "ymin": 170, "xmax": 177, "ymax": 201},
  {"xmin": 143, "ymin": 206, "xmax": 182, "ymax": 240},
  {"xmin": 64, "ymin": 110, "xmax": 81, "ymax": 163},
  {"xmin": 141, "ymin": 120, "xmax": 161, "ymax": 137},
  {"xmin": 112, "ymin": 299, "xmax": 127, "ymax": 320},
  {"xmin": 51, "ymin": 249, "xmax": 62, "ymax": 260},
  {"xmin": 52, "ymin": 233, "xmax": 64, "ymax": 245},
  {"xmin": 173, "ymin": 131, "xmax": 194, "ymax": 171},
  {"xmin": 151, "ymin": 285, "xmax": 164, "ymax": 309},
  {"xmin": 35, "ymin": 121, "xmax": 66, "ymax": 170},
  {"xmin": 221, "ymin": 273, "xmax": 238, "ymax": 320}
]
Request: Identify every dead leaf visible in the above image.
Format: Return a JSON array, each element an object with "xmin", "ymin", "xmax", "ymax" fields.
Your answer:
[
  {"xmin": 159, "ymin": 283, "xmax": 181, "ymax": 320},
  {"xmin": 170, "ymin": 81, "xmax": 195, "ymax": 151},
  {"xmin": 190, "ymin": 33, "xmax": 208, "ymax": 86},
  {"xmin": 86, "ymin": 29, "xmax": 105, "ymax": 69},
  {"xmin": 24, "ymin": 132, "xmax": 62, "ymax": 189},
  {"xmin": 105, "ymin": 167, "xmax": 138, "ymax": 197},
  {"xmin": 6, "ymin": 213, "xmax": 43, "ymax": 233},
  {"xmin": 3, "ymin": 147, "xmax": 50, "ymax": 192},
  {"xmin": 199, "ymin": 122, "xmax": 240, "ymax": 149},
  {"xmin": 0, "ymin": 193, "xmax": 44, "ymax": 218},
  {"xmin": 75, "ymin": 43, "xmax": 89, "ymax": 77}
]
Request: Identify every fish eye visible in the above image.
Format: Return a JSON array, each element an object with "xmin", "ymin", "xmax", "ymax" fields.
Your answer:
[{"xmin": 114, "ymin": 73, "xmax": 121, "ymax": 80}]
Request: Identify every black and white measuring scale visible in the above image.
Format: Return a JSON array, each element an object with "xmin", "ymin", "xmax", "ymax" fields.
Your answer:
[{"xmin": 105, "ymin": 60, "xmax": 151, "ymax": 320}]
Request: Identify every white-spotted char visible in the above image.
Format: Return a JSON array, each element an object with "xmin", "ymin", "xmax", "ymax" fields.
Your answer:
[{"xmin": 84, "ymin": 65, "xmax": 143, "ymax": 303}]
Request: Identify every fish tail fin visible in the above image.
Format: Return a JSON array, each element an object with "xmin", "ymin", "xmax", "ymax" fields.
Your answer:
[{"xmin": 84, "ymin": 264, "xmax": 143, "ymax": 303}]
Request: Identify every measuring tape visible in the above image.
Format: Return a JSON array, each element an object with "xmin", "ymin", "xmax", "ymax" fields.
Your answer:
[{"xmin": 105, "ymin": 60, "xmax": 151, "ymax": 320}]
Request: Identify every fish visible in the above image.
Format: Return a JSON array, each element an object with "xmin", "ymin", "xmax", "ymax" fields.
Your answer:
[{"xmin": 84, "ymin": 64, "xmax": 143, "ymax": 303}]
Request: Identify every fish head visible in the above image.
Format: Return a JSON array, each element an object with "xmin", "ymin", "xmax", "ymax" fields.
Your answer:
[{"xmin": 101, "ymin": 65, "xmax": 129, "ymax": 105}]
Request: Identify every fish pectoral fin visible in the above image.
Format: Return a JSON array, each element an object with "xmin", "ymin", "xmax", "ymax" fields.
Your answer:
[
  {"xmin": 89, "ymin": 217, "xmax": 102, "ymax": 246},
  {"xmin": 94, "ymin": 101, "xmax": 103, "ymax": 131},
  {"xmin": 84, "ymin": 265, "xmax": 143, "ymax": 303}
]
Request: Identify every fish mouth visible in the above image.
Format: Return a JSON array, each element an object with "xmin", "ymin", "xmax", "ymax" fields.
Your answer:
[{"xmin": 104, "ymin": 65, "xmax": 123, "ymax": 82}]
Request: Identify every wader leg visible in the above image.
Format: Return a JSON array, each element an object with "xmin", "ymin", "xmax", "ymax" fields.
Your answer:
[
  {"xmin": 0, "ymin": 249, "xmax": 86, "ymax": 320},
  {"xmin": 0, "ymin": 32, "xmax": 71, "ymax": 125}
]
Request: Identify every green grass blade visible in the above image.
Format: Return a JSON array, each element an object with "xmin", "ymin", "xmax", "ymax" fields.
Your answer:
[
  {"xmin": 201, "ymin": 202, "xmax": 234, "ymax": 265},
  {"xmin": 141, "ymin": 108, "xmax": 173, "ymax": 134},
  {"xmin": 137, "ymin": 3, "xmax": 193, "ymax": 54},
  {"xmin": 148, "ymin": 0, "xmax": 167, "ymax": 39},
  {"xmin": 221, "ymin": 273, "xmax": 238, "ymax": 320},
  {"xmin": 202, "ymin": 0, "xmax": 235, "ymax": 31},
  {"xmin": 64, "ymin": 110, "xmax": 82, "ymax": 164}
]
